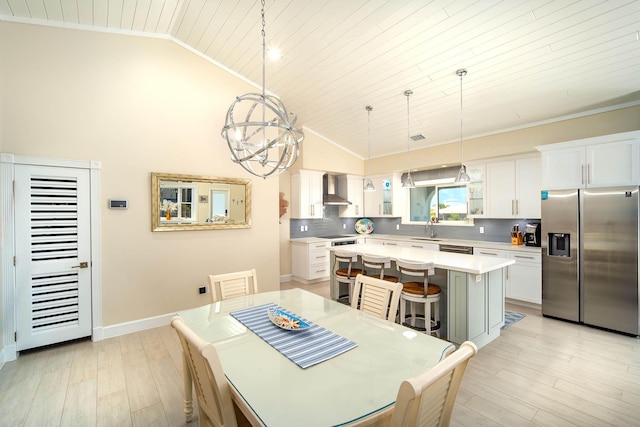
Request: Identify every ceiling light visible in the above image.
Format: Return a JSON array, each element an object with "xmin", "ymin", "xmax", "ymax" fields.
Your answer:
[
  {"xmin": 364, "ymin": 105, "xmax": 375, "ymax": 192},
  {"xmin": 456, "ymin": 68, "xmax": 470, "ymax": 183},
  {"xmin": 220, "ymin": 0, "xmax": 303, "ymax": 178},
  {"xmin": 402, "ymin": 90, "xmax": 416, "ymax": 189}
]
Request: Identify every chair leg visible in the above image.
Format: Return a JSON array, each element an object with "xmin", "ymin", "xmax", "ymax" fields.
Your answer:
[
  {"xmin": 424, "ymin": 300, "xmax": 431, "ymax": 336},
  {"xmin": 410, "ymin": 302, "xmax": 417, "ymax": 327},
  {"xmin": 433, "ymin": 299, "xmax": 440, "ymax": 338}
]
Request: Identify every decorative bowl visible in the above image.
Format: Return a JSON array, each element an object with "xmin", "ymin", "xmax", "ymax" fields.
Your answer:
[{"xmin": 267, "ymin": 307, "xmax": 310, "ymax": 331}]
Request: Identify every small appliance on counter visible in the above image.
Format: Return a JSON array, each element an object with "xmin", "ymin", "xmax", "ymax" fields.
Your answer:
[{"xmin": 524, "ymin": 223, "xmax": 541, "ymax": 247}]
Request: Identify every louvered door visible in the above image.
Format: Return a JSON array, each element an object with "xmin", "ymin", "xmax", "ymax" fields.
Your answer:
[{"xmin": 15, "ymin": 165, "xmax": 92, "ymax": 350}]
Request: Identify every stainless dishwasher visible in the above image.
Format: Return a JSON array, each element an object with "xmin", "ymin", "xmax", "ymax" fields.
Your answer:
[{"xmin": 439, "ymin": 244, "xmax": 473, "ymax": 255}]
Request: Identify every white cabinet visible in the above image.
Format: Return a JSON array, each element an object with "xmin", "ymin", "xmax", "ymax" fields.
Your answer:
[
  {"xmin": 291, "ymin": 170, "xmax": 324, "ymax": 219},
  {"xmin": 338, "ymin": 175, "xmax": 364, "ymax": 218},
  {"xmin": 291, "ymin": 241, "xmax": 331, "ymax": 283},
  {"xmin": 474, "ymin": 247, "xmax": 541, "ymax": 305},
  {"xmin": 399, "ymin": 241, "xmax": 439, "ymax": 251},
  {"xmin": 467, "ymin": 164, "xmax": 485, "ymax": 217},
  {"xmin": 363, "ymin": 174, "xmax": 402, "ymax": 217},
  {"xmin": 486, "ymin": 156, "xmax": 541, "ymax": 218},
  {"xmin": 506, "ymin": 251, "xmax": 541, "ymax": 305},
  {"xmin": 539, "ymin": 131, "xmax": 640, "ymax": 190}
]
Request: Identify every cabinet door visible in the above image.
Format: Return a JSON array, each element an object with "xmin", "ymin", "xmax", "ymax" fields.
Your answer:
[
  {"xmin": 364, "ymin": 176, "xmax": 394, "ymax": 217},
  {"xmin": 587, "ymin": 140, "xmax": 640, "ymax": 187},
  {"xmin": 486, "ymin": 161, "xmax": 516, "ymax": 218},
  {"xmin": 541, "ymin": 147, "xmax": 585, "ymax": 190},
  {"xmin": 467, "ymin": 165, "xmax": 485, "ymax": 217},
  {"xmin": 506, "ymin": 252, "xmax": 541, "ymax": 304},
  {"xmin": 515, "ymin": 157, "xmax": 541, "ymax": 218},
  {"xmin": 291, "ymin": 171, "xmax": 324, "ymax": 219},
  {"xmin": 339, "ymin": 176, "xmax": 364, "ymax": 218}
]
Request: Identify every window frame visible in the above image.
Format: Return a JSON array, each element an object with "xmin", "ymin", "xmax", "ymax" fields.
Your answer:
[{"xmin": 403, "ymin": 181, "xmax": 472, "ymax": 226}]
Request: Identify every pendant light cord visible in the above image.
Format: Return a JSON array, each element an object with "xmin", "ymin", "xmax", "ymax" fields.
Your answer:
[
  {"xmin": 405, "ymin": 90, "xmax": 412, "ymax": 175},
  {"xmin": 367, "ymin": 105, "xmax": 372, "ymax": 179},
  {"xmin": 457, "ymin": 69, "xmax": 467, "ymax": 166}
]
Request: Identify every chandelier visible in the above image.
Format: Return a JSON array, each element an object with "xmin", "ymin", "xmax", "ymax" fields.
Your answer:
[
  {"xmin": 221, "ymin": 0, "xmax": 304, "ymax": 178},
  {"xmin": 456, "ymin": 69, "xmax": 470, "ymax": 183}
]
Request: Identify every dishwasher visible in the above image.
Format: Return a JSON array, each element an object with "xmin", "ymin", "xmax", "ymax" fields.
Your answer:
[{"xmin": 438, "ymin": 244, "xmax": 474, "ymax": 255}]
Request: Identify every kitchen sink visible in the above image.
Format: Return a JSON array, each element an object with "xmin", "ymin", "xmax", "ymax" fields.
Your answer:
[{"xmin": 411, "ymin": 237, "xmax": 441, "ymax": 241}]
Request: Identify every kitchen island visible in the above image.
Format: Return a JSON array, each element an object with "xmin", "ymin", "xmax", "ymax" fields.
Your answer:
[{"xmin": 329, "ymin": 243, "xmax": 515, "ymax": 349}]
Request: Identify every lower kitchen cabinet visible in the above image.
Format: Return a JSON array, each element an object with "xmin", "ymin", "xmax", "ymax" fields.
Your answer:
[
  {"xmin": 291, "ymin": 241, "xmax": 331, "ymax": 283},
  {"xmin": 474, "ymin": 246, "xmax": 541, "ymax": 305}
]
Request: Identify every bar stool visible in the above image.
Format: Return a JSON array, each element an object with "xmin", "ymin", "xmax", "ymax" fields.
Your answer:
[
  {"xmin": 333, "ymin": 250, "xmax": 366, "ymax": 304},
  {"xmin": 361, "ymin": 254, "xmax": 399, "ymax": 283},
  {"xmin": 396, "ymin": 259, "xmax": 441, "ymax": 337}
]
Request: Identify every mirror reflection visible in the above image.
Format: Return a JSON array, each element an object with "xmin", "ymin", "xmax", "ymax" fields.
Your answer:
[{"xmin": 151, "ymin": 172, "xmax": 251, "ymax": 231}]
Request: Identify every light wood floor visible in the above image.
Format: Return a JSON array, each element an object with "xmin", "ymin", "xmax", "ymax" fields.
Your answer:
[{"xmin": 1, "ymin": 280, "xmax": 639, "ymax": 426}]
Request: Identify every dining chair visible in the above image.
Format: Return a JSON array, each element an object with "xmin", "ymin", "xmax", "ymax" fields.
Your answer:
[
  {"xmin": 171, "ymin": 316, "xmax": 250, "ymax": 427},
  {"xmin": 351, "ymin": 274, "xmax": 402, "ymax": 322},
  {"xmin": 208, "ymin": 269, "xmax": 258, "ymax": 302},
  {"xmin": 389, "ymin": 341, "xmax": 478, "ymax": 427}
]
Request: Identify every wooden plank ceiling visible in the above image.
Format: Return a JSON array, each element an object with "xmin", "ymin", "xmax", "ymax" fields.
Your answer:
[{"xmin": 1, "ymin": 0, "xmax": 639, "ymax": 159}]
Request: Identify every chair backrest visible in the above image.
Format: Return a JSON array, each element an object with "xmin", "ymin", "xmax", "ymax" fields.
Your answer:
[
  {"xmin": 361, "ymin": 254, "xmax": 392, "ymax": 279},
  {"xmin": 208, "ymin": 269, "xmax": 258, "ymax": 302},
  {"xmin": 351, "ymin": 274, "xmax": 402, "ymax": 321},
  {"xmin": 389, "ymin": 341, "xmax": 478, "ymax": 427},
  {"xmin": 171, "ymin": 316, "xmax": 238, "ymax": 427},
  {"xmin": 396, "ymin": 259, "xmax": 435, "ymax": 287}
]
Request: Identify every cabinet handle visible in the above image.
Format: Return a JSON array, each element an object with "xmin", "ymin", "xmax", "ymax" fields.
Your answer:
[
  {"xmin": 315, "ymin": 269, "xmax": 327, "ymax": 273},
  {"xmin": 514, "ymin": 255, "xmax": 535, "ymax": 260},
  {"xmin": 316, "ymin": 255, "xmax": 327, "ymax": 259},
  {"xmin": 581, "ymin": 164, "xmax": 585, "ymax": 185},
  {"xmin": 587, "ymin": 164, "xmax": 591, "ymax": 184},
  {"xmin": 355, "ymin": 205, "xmax": 359, "ymax": 216},
  {"xmin": 511, "ymin": 200, "xmax": 515, "ymax": 215},
  {"xmin": 378, "ymin": 205, "xmax": 382, "ymax": 215},
  {"xmin": 478, "ymin": 252, "xmax": 497, "ymax": 256},
  {"xmin": 515, "ymin": 199, "xmax": 519, "ymax": 215}
]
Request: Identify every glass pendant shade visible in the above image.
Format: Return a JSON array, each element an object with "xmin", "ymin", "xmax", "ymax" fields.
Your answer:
[
  {"xmin": 220, "ymin": 0, "xmax": 303, "ymax": 178},
  {"xmin": 364, "ymin": 178, "xmax": 375, "ymax": 192},
  {"xmin": 457, "ymin": 165, "xmax": 470, "ymax": 182},
  {"xmin": 402, "ymin": 172, "xmax": 416, "ymax": 189}
]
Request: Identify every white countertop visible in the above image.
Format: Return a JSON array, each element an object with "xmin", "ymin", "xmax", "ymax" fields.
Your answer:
[
  {"xmin": 328, "ymin": 243, "xmax": 515, "ymax": 275},
  {"xmin": 291, "ymin": 233, "xmax": 541, "ymax": 253}
]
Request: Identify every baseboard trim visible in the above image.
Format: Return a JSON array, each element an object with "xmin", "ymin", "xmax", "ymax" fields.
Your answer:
[
  {"xmin": 280, "ymin": 274, "xmax": 292, "ymax": 283},
  {"xmin": 506, "ymin": 298, "xmax": 541, "ymax": 311},
  {"xmin": 97, "ymin": 312, "xmax": 175, "ymax": 340},
  {"xmin": 1, "ymin": 343, "xmax": 17, "ymax": 363}
]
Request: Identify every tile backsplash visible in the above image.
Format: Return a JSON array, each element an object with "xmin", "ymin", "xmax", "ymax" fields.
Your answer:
[{"xmin": 290, "ymin": 205, "xmax": 539, "ymax": 243}]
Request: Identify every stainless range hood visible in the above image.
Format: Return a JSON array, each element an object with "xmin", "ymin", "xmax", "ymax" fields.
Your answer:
[{"xmin": 323, "ymin": 174, "xmax": 352, "ymax": 206}]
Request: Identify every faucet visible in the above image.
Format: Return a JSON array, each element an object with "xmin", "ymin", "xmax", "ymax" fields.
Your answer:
[{"xmin": 426, "ymin": 217, "xmax": 437, "ymax": 238}]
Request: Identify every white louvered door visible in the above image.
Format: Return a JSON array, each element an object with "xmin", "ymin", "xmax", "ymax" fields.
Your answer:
[{"xmin": 15, "ymin": 165, "xmax": 92, "ymax": 350}]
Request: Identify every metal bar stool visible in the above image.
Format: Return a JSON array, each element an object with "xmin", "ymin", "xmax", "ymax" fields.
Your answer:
[
  {"xmin": 333, "ymin": 250, "xmax": 366, "ymax": 304},
  {"xmin": 396, "ymin": 258, "xmax": 441, "ymax": 336}
]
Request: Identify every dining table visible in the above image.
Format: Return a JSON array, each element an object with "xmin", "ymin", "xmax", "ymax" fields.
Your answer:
[{"xmin": 176, "ymin": 288, "xmax": 455, "ymax": 426}]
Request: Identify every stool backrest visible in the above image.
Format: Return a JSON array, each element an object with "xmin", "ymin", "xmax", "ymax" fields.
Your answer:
[
  {"xmin": 333, "ymin": 250, "xmax": 358, "ymax": 275},
  {"xmin": 361, "ymin": 254, "xmax": 391, "ymax": 279},
  {"xmin": 396, "ymin": 259, "xmax": 435, "ymax": 287}
]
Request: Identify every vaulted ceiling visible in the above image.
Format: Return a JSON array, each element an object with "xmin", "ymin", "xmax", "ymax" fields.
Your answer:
[{"xmin": 2, "ymin": 0, "xmax": 639, "ymax": 159}]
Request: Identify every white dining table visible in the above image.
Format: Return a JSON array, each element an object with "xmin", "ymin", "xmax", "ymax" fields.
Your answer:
[{"xmin": 176, "ymin": 288, "xmax": 455, "ymax": 426}]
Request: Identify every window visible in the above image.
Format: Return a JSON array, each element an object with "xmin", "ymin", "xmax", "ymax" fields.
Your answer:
[
  {"xmin": 160, "ymin": 182, "xmax": 198, "ymax": 222},
  {"xmin": 407, "ymin": 183, "xmax": 468, "ymax": 223}
]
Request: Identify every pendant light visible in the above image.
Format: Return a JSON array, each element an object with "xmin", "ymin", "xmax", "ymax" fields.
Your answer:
[
  {"xmin": 456, "ymin": 68, "xmax": 470, "ymax": 183},
  {"xmin": 221, "ymin": 0, "xmax": 304, "ymax": 178},
  {"xmin": 402, "ymin": 90, "xmax": 416, "ymax": 189},
  {"xmin": 364, "ymin": 105, "xmax": 375, "ymax": 192}
]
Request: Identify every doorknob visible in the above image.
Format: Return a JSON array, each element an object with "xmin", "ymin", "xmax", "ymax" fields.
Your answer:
[{"xmin": 72, "ymin": 262, "xmax": 89, "ymax": 269}]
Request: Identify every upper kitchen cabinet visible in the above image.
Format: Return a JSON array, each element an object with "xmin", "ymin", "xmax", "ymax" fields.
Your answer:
[
  {"xmin": 466, "ymin": 164, "xmax": 485, "ymax": 217},
  {"xmin": 291, "ymin": 170, "xmax": 324, "ymax": 219},
  {"xmin": 538, "ymin": 131, "xmax": 640, "ymax": 190},
  {"xmin": 486, "ymin": 155, "xmax": 541, "ymax": 219},
  {"xmin": 363, "ymin": 174, "xmax": 402, "ymax": 217},
  {"xmin": 337, "ymin": 175, "xmax": 364, "ymax": 218}
]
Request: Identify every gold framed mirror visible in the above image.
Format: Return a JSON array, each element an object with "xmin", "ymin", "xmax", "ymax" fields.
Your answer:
[{"xmin": 151, "ymin": 172, "xmax": 251, "ymax": 231}]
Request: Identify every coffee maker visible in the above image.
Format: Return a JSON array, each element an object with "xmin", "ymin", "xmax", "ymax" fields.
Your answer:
[{"xmin": 524, "ymin": 223, "xmax": 541, "ymax": 247}]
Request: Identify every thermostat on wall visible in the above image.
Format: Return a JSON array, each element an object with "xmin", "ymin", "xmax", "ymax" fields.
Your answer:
[{"xmin": 109, "ymin": 199, "xmax": 128, "ymax": 209}]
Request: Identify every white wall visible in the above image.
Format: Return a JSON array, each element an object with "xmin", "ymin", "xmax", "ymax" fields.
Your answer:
[{"xmin": 0, "ymin": 22, "xmax": 281, "ymax": 328}]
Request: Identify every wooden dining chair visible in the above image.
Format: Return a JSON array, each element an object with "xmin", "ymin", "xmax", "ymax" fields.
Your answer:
[
  {"xmin": 351, "ymin": 274, "xmax": 402, "ymax": 322},
  {"xmin": 208, "ymin": 269, "xmax": 258, "ymax": 302},
  {"xmin": 171, "ymin": 316, "xmax": 250, "ymax": 427},
  {"xmin": 389, "ymin": 341, "xmax": 478, "ymax": 427}
]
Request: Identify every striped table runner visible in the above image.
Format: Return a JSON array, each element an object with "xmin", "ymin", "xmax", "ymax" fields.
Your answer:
[{"xmin": 230, "ymin": 303, "xmax": 357, "ymax": 369}]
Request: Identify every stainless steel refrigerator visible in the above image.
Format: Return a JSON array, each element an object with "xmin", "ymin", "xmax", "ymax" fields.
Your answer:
[{"xmin": 541, "ymin": 186, "xmax": 639, "ymax": 336}]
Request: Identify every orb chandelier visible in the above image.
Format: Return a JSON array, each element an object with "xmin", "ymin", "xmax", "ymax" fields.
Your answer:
[
  {"xmin": 364, "ymin": 105, "xmax": 375, "ymax": 192},
  {"xmin": 221, "ymin": 0, "xmax": 304, "ymax": 178},
  {"xmin": 402, "ymin": 90, "xmax": 416, "ymax": 189},
  {"xmin": 456, "ymin": 68, "xmax": 470, "ymax": 183}
]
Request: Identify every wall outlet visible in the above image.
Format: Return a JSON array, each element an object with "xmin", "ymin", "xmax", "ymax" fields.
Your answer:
[
  {"xmin": 300, "ymin": 225, "xmax": 304, "ymax": 232},
  {"xmin": 479, "ymin": 226, "xmax": 484, "ymax": 234},
  {"xmin": 198, "ymin": 286, "xmax": 207, "ymax": 294},
  {"xmin": 396, "ymin": 224, "xmax": 400, "ymax": 230},
  {"xmin": 304, "ymin": 225, "xmax": 308, "ymax": 231},
  {"xmin": 343, "ymin": 223, "xmax": 346, "ymax": 229}
]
